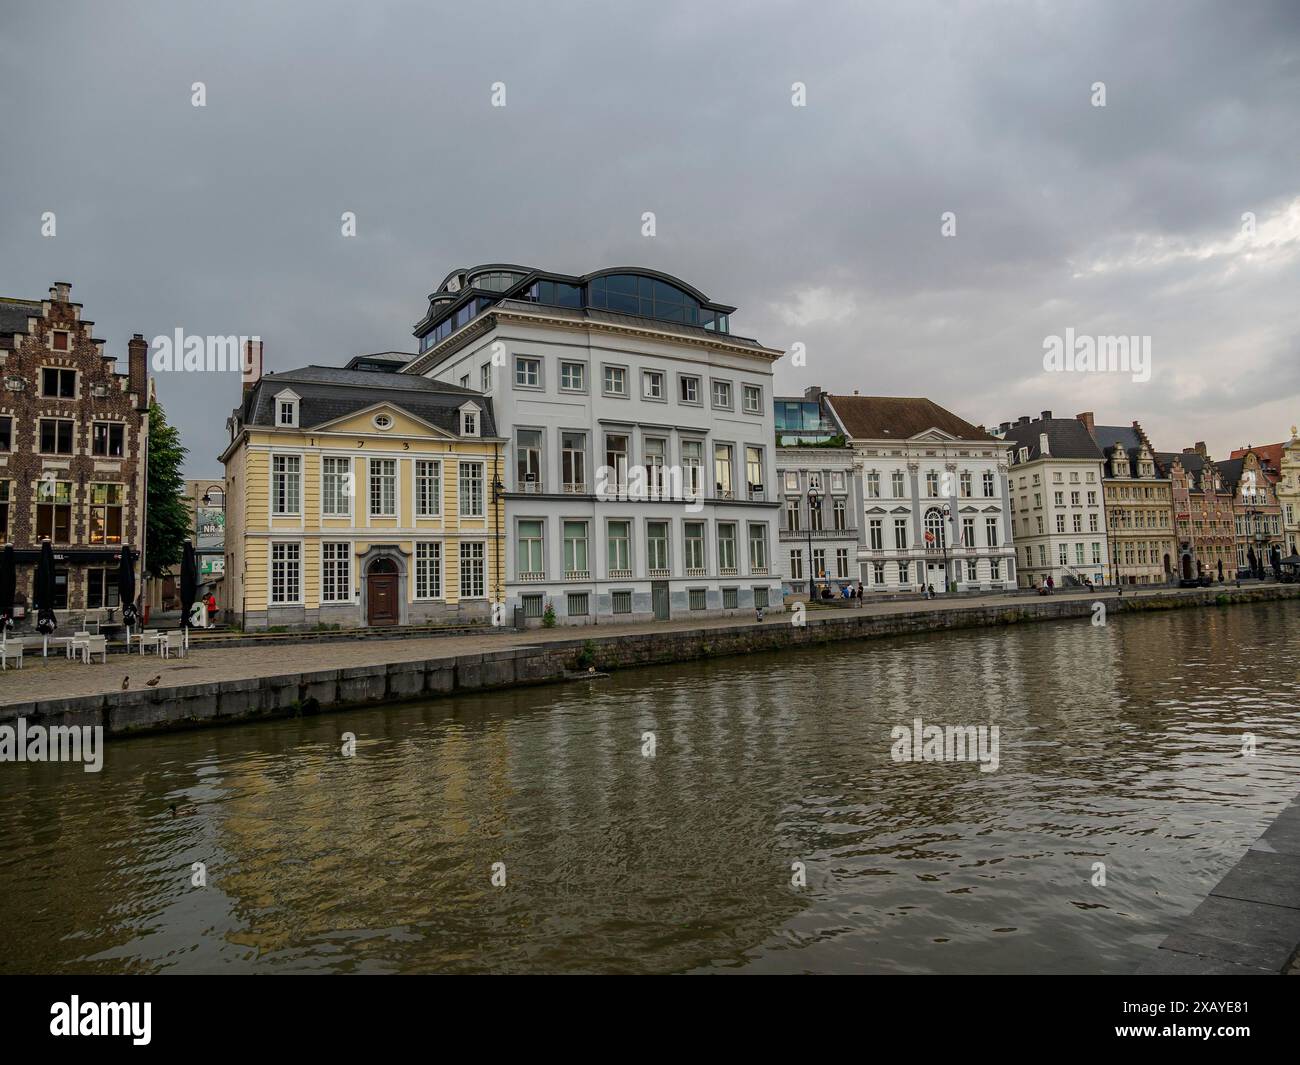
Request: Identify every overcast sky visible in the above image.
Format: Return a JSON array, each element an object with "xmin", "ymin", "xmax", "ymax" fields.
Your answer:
[{"xmin": 2, "ymin": 0, "xmax": 1298, "ymax": 475}]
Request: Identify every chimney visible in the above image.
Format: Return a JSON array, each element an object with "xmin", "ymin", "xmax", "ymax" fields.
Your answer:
[
  {"xmin": 1018, "ymin": 415, "xmax": 1030, "ymax": 425},
  {"xmin": 1040, "ymin": 410, "xmax": 1053, "ymax": 422},
  {"xmin": 128, "ymin": 334, "xmax": 147, "ymax": 406},
  {"xmin": 1039, "ymin": 432, "xmax": 1051, "ymax": 457},
  {"xmin": 243, "ymin": 339, "xmax": 263, "ymax": 393},
  {"xmin": 1076, "ymin": 411, "xmax": 1095, "ymax": 433},
  {"xmin": 1194, "ymin": 441, "xmax": 1207, "ymax": 457},
  {"xmin": 803, "ymin": 385, "xmax": 822, "ymax": 401},
  {"xmin": 50, "ymin": 281, "xmax": 72, "ymax": 304}
]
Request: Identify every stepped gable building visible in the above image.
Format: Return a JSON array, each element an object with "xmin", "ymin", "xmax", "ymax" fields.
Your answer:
[
  {"xmin": 400, "ymin": 264, "xmax": 785, "ymax": 625},
  {"xmin": 1215, "ymin": 447, "xmax": 1284, "ymax": 575},
  {"xmin": 221, "ymin": 350, "xmax": 504, "ymax": 630},
  {"xmin": 826, "ymin": 394, "xmax": 1016, "ymax": 595},
  {"xmin": 774, "ymin": 386, "xmax": 859, "ymax": 596},
  {"xmin": 1278, "ymin": 428, "xmax": 1300, "ymax": 557},
  {"xmin": 0, "ymin": 282, "xmax": 148, "ymax": 617},
  {"xmin": 996, "ymin": 412, "xmax": 1109, "ymax": 588},
  {"xmin": 1158, "ymin": 443, "xmax": 1236, "ymax": 582},
  {"xmin": 1077, "ymin": 413, "xmax": 1175, "ymax": 585}
]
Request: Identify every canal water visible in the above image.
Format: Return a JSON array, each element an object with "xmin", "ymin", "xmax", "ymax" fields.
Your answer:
[{"xmin": 3, "ymin": 601, "xmax": 1299, "ymax": 974}]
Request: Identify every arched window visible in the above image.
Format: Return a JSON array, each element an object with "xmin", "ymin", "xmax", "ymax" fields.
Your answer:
[{"xmin": 924, "ymin": 507, "xmax": 947, "ymax": 549}]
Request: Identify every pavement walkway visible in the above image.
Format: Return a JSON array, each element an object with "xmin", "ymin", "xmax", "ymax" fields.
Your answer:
[{"xmin": 0, "ymin": 585, "xmax": 1200, "ymax": 707}]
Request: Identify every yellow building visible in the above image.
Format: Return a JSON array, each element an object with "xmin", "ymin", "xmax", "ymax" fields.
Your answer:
[{"xmin": 220, "ymin": 359, "xmax": 504, "ymax": 630}]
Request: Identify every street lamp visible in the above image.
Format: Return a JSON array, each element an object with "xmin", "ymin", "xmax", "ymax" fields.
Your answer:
[{"xmin": 806, "ymin": 483, "xmax": 822, "ymax": 600}]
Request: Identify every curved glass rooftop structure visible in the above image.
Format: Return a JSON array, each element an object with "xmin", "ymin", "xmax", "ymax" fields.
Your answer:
[{"xmin": 414, "ymin": 265, "xmax": 736, "ymax": 353}]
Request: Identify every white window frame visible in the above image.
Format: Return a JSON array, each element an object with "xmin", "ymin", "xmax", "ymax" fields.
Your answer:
[
  {"xmin": 515, "ymin": 356, "xmax": 541, "ymax": 389},
  {"xmin": 415, "ymin": 541, "xmax": 443, "ymax": 600},
  {"xmin": 270, "ymin": 453, "xmax": 302, "ymax": 516},
  {"xmin": 321, "ymin": 455, "xmax": 352, "ymax": 518},
  {"xmin": 369, "ymin": 457, "xmax": 397, "ymax": 517},
  {"xmin": 459, "ymin": 461, "xmax": 485, "ymax": 517},
  {"xmin": 559, "ymin": 361, "xmax": 586, "ymax": 393},
  {"xmin": 321, "ymin": 541, "xmax": 352, "ymax": 603},
  {"xmin": 274, "ymin": 389, "xmax": 300, "ymax": 428},
  {"xmin": 269, "ymin": 541, "xmax": 303, "ymax": 605},
  {"xmin": 459, "ymin": 541, "xmax": 486, "ymax": 599},
  {"xmin": 414, "ymin": 458, "xmax": 442, "ymax": 518}
]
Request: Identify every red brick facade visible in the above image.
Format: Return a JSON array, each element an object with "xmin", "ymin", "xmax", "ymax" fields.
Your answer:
[{"xmin": 0, "ymin": 283, "xmax": 148, "ymax": 617}]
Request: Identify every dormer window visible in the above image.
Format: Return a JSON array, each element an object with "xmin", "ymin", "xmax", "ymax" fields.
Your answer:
[
  {"xmin": 460, "ymin": 404, "xmax": 479, "ymax": 437},
  {"xmin": 274, "ymin": 389, "xmax": 300, "ymax": 428}
]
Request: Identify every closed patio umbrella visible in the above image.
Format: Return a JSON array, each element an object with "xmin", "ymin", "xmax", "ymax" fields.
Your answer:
[
  {"xmin": 0, "ymin": 544, "xmax": 14, "ymax": 634},
  {"xmin": 179, "ymin": 539, "xmax": 198, "ymax": 649},
  {"xmin": 118, "ymin": 546, "xmax": 137, "ymax": 645},
  {"xmin": 34, "ymin": 538, "xmax": 57, "ymax": 656}
]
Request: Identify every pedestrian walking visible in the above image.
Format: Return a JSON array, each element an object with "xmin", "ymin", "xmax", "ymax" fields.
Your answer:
[{"xmin": 856, "ymin": 581, "xmax": 864, "ymax": 608}]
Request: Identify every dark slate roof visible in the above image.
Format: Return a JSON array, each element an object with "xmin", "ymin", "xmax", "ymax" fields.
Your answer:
[
  {"xmin": 1001, "ymin": 417, "xmax": 1104, "ymax": 461},
  {"xmin": 1092, "ymin": 423, "xmax": 1167, "ymax": 477},
  {"xmin": 1158, "ymin": 450, "xmax": 1206, "ymax": 476},
  {"xmin": 1214, "ymin": 458, "xmax": 1245, "ymax": 490},
  {"xmin": 0, "ymin": 298, "xmax": 39, "ymax": 339},
  {"xmin": 344, "ymin": 351, "xmax": 413, "ymax": 371},
  {"xmin": 827, "ymin": 395, "xmax": 996, "ymax": 442},
  {"xmin": 242, "ymin": 366, "xmax": 497, "ymax": 436},
  {"xmin": 493, "ymin": 299, "xmax": 766, "ymax": 348}
]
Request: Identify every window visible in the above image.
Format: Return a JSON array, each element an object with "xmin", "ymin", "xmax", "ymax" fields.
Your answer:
[
  {"xmin": 870, "ymin": 519, "xmax": 884, "ymax": 550},
  {"xmin": 966, "ymin": 559, "xmax": 977, "ymax": 581},
  {"xmin": 743, "ymin": 384, "xmax": 762, "ymax": 414},
  {"xmin": 643, "ymin": 370, "xmax": 664, "ymax": 399},
  {"xmin": 460, "ymin": 407, "xmax": 478, "ymax": 436},
  {"xmin": 613, "ymin": 590, "xmax": 633, "ymax": 614},
  {"xmin": 722, "ymin": 587, "xmax": 738, "ymax": 609},
  {"xmin": 648, "ymin": 521, "xmax": 670, "ymax": 573},
  {"xmin": 894, "ymin": 518, "xmax": 908, "ymax": 550},
  {"xmin": 892, "ymin": 470, "xmax": 906, "ymax": 497},
  {"xmin": 899, "ymin": 561, "xmax": 910, "ymax": 585},
  {"xmin": 1056, "ymin": 514, "xmax": 1065, "ymax": 533},
  {"xmin": 646, "ymin": 438, "xmax": 667, "ymax": 498},
  {"xmin": 983, "ymin": 471, "xmax": 995, "ymax": 497},
  {"xmin": 559, "ymin": 361, "xmax": 585, "ymax": 392},
  {"xmin": 88, "ymin": 483, "xmax": 123, "ymax": 544},
  {"xmin": 748, "ymin": 524, "xmax": 767, "ymax": 573},
  {"xmin": 562, "ymin": 432, "xmax": 587, "ymax": 492},
  {"xmin": 517, "ymin": 429, "xmax": 543, "ymax": 492},
  {"xmin": 369, "ymin": 458, "xmax": 397, "ymax": 517},
  {"xmin": 1076, "ymin": 543, "xmax": 1085, "ymax": 566},
  {"xmin": 867, "ymin": 471, "xmax": 881, "ymax": 498},
  {"xmin": 322, "ymin": 456, "xmax": 352, "ymax": 516},
  {"xmin": 277, "ymin": 398, "xmax": 297, "ymax": 427},
  {"xmin": 92, "ymin": 422, "xmax": 124, "ymax": 458},
  {"xmin": 322, "ymin": 542, "xmax": 351, "ymax": 602},
  {"xmin": 746, "ymin": 446, "xmax": 764, "ymax": 500},
  {"xmin": 682, "ymin": 440, "xmax": 703, "ymax": 498},
  {"xmin": 459, "ymin": 462, "xmax": 484, "ymax": 517},
  {"xmin": 522, "ymin": 593, "xmax": 545, "ymax": 619},
  {"xmin": 960, "ymin": 471, "xmax": 972, "ymax": 497},
  {"xmin": 812, "ymin": 548, "xmax": 826, "ymax": 579},
  {"xmin": 962, "ymin": 517, "xmax": 975, "ymax": 548},
  {"xmin": 459, "ymin": 542, "xmax": 485, "ymax": 598},
  {"xmin": 679, "ymin": 375, "xmax": 700, "ymax": 404},
  {"xmin": 873, "ymin": 561, "xmax": 886, "ymax": 584},
  {"xmin": 480, "ymin": 363, "xmax": 492, "ymax": 392},
  {"xmin": 568, "ymin": 592, "xmax": 590, "ymax": 617},
  {"xmin": 602, "ymin": 365, "xmax": 627, "ymax": 396},
  {"xmin": 809, "ymin": 495, "xmax": 823, "ymax": 532},
  {"xmin": 754, "ymin": 586, "xmax": 769, "ymax": 609},
  {"xmin": 713, "ymin": 444, "xmax": 734, "ymax": 499},
  {"xmin": 603, "ymin": 433, "xmax": 630, "ymax": 494},
  {"xmin": 926, "ymin": 471, "xmax": 940, "ymax": 496},
  {"xmin": 41, "ymin": 367, "xmax": 75, "ymax": 398},
  {"xmin": 990, "ymin": 559, "xmax": 1001, "ymax": 580},
  {"xmin": 272, "ymin": 454, "xmax": 301, "ymax": 514},
  {"xmin": 517, "ymin": 520, "xmax": 544, "ymax": 576},
  {"xmin": 834, "ymin": 498, "xmax": 847, "ymax": 531},
  {"xmin": 0, "ymin": 417, "xmax": 9, "ymax": 452},
  {"xmin": 689, "ymin": 588, "xmax": 707, "ymax": 611},
  {"xmin": 607, "ymin": 520, "xmax": 632, "ymax": 574},
  {"xmin": 564, "ymin": 521, "xmax": 589, "ymax": 576},
  {"xmin": 924, "ymin": 507, "xmax": 946, "ymax": 549},
  {"xmin": 0, "ymin": 481, "xmax": 8, "ymax": 543},
  {"xmin": 986, "ymin": 517, "xmax": 999, "ymax": 547},
  {"xmin": 515, "ymin": 356, "xmax": 541, "ymax": 387},
  {"xmin": 35, "ymin": 480, "xmax": 72, "ymax": 542},
  {"xmin": 786, "ymin": 499, "xmax": 800, "ymax": 532},
  {"xmin": 717, "ymin": 523, "xmax": 737, "ymax": 573},
  {"xmin": 86, "ymin": 567, "xmax": 120, "ymax": 609},
  {"xmin": 50, "ymin": 332, "xmax": 70, "ymax": 353},
  {"xmin": 684, "ymin": 522, "xmax": 706, "ymax": 572},
  {"xmin": 39, "ymin": 418, "xmax": 74, "ymax": 455},
  {"xmin": 270, "ymin": 542, "xmax": 301, "ymax": 604},
  {"xmin": 415, "ymin": 459, "xmax": 441, "ymax": 516},
  {"xmin": 836, "ymin": 548, "xmax": 849, "ymax": 579},
  {"xmin": 790, "ymin": 549, "xmax": 804, "ymax": 579},
  {"xmin": 416, "ymin": 542, "xmax": 442, "ymax": 599},
  {"xmin": 711, "ymin": 379, "xmax": 732, "ymax": 409}
]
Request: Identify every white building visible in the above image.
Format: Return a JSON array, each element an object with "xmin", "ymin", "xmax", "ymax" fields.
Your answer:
[
  {"xmin": 994, "ymin": 412, "xmax": 1110, "ymax": 588},
  {"xmin": 825, "ymin": 394, "xmax": 1017, "ymax": 594},
  {"xmin": 400, "ymin": 265, "xmax": 786, "ymax": 624}
]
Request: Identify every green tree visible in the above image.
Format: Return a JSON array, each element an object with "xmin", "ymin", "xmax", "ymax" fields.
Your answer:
[{"xmin": 145, "ymin": 399, "xmax": 190, "ymax": 577}]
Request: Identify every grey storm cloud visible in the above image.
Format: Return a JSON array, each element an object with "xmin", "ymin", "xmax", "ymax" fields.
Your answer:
[{"xmin": 1, "ymin": 0, "xmax": 1298, "ymax": 471}]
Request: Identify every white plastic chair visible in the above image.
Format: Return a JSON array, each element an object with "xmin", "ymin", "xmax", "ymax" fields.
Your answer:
[
  {"xmin": 161, "ymin": 630, "xmax": 186, "ymax": 659},
  {"xmin": 138, "ymin": 629, "xmax": 162, "ymax": 655},
  {"xmin": 67, "ymin": 630, "xmax": 91, "ymax": 660},
  {"xmin": 0, "ymin": 635, "xmax": 21, "ymax": 671},
  {"xmin": 81, "ymin": 635, "xmax": 107, "ymax": 664}
]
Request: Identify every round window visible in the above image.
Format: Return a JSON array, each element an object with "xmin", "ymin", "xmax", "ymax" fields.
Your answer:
[{"xmin": 373, "ymin": 413, "xmax": 393, "ymax": 430}]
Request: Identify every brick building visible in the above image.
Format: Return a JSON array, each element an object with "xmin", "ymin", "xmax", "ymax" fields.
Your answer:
[
  {"xmin": 0, "ymin": 282, "xmax": 149, "ymax": 619},
  {"xmin": 1160, "ymin": 443, "xmax": 1236, "ymax": 582}
]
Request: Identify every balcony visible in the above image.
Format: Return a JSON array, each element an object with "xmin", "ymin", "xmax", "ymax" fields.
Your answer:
[
  {"xmin": 518, "ymin": 480, "xmax": 544, "ymax": 494},
  {"xmin": 751, "ymin": 566, "xmax": 769, "ymax": 576},
  {"xmin": 563, "ymin": 482, "xmax": 588, "ymax": 494},
  {"xmin": 518, "ymin": 571, "xmax": 546, "ymax": 583},
  {"xmin": 648, "ymin": 568, "xmax": 671, "ymax": 578},
  {"xmin": 720, "ymin": 566, "xmax": 738, "ymax": 576},
  {"xmin": 608, "ymin": 568, "xmax": 632, "ymax": 580},
  {"xmin": 565, "ymin": 570, "xmax": 590, "ymax": 580},
  {"xmin": 685, "ymin": 568, "xmax": 706, "ymax": 577}
]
